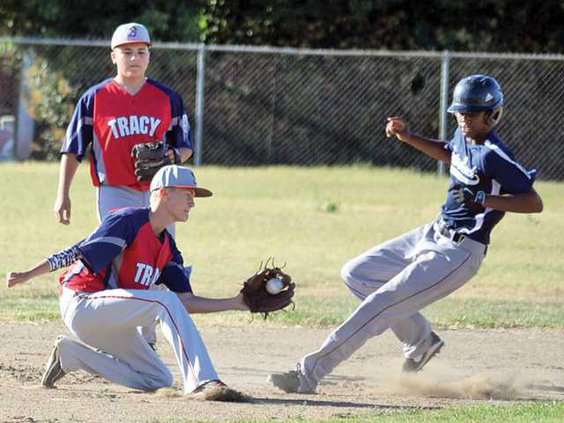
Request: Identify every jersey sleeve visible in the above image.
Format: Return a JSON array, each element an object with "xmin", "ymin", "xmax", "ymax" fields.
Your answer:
[
  {"xmin": 165, "ymin": 92, "xmax": 193, "ymax": 150},
  {"xmin": 157, "ymin": 239, "xmax": 193, "ymax": 293},
  {"xmin": 77, "ymin": 212, "xmax": 134, "ymax": 274},
  {"xmin": 61, "ymin": 91, "xmax": 95, "ymax": 161},
  {"xmin": 483, "ymin": 148, "xmax": 534, "ymax": 193},
  {"xmin": 445, "ymin": 128, "xmax": 463, "ymax": 152}
]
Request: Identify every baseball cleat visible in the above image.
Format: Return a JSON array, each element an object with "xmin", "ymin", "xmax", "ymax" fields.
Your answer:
[
  {"xmin": 403, "ymin": 331, "xmax": 444, "ymax": 372},
  {"xmin": 191, "ymin": 380, "xmax": 249, "ymax": 402},
  {"xmin": 268, "ymin": 364, "xmax": 316, "ymax": 394},
  {"xmin": 41, "ymin": 336, "xmax": 67, "ymax": 388}
]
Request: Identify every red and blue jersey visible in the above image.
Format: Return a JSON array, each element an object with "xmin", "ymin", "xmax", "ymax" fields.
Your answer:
[
  {"xmin": 441, "ymin": 128, "xmax": 535, "ymax": 244},
  {"xmin": 61, "ymin": 78, "xmax": 192, "ymax": 191},
  {"xmin": 59, "ymin": 208, "xmax": 192, "ymax": 294}
]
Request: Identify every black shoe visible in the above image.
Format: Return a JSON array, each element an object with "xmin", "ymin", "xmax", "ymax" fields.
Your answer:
[
  {"xmin": 268, "ymin": 364, "xmax": 316, "ymax": 393},
  {"xmin": 41, "ymin": 336, "xmax": 67, "ymax": 388},
  {"xmin": 403, "ymin": 332, "xmax": 444, "ymax": 372}
]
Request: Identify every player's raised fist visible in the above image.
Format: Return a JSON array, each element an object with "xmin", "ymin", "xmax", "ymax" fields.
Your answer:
[{"xmin": 385, "ymin": 117, "xmax": 408, "ymax": 139}]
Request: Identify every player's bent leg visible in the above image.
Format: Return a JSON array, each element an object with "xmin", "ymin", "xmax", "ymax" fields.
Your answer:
[
  {"xmin": 62, "ymin": 289, "xmax": 217, "ymax": 393},
  {"xmin": 293, "ymin": 244, "xmax": 479, "ymax": 390},
  {"xmin": 341, "ymin": 225, "xmax": 427, "ymax": 300},
  {"xmin": 154, "ymin": 292, "xmax": 220, "ymax": 394},
  {"xmin": 58, "ymin": 329, "xmax": 174, "ymax": 391}
]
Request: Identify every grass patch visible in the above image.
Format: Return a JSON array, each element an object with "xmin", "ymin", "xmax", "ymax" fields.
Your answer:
[
  {"xmin": 145, "ymin": 401, "xmax": 564, "ymax": 422},
  {"xmin": 1, "ymin": 163, "xmax": 563, "ymax": 328}
]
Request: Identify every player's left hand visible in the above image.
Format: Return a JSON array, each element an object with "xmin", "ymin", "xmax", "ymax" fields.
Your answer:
[
  {"xmin": 240, "ymin": 260, "xmax": 295, "ymax": 319},
  {"xmin": 165, "ymin": 147, "xmax": 181, "ymax": 164},
  {"xmin": 452, "ymin": 185, "xmax": 486, "ymax": 206},
  {"xmin": 5, "ymin": 271, "xmax": 31, "ymax": 288}
]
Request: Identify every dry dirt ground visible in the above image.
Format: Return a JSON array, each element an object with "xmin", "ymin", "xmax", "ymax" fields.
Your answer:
[{"xmin": 1, "ymin": 322, "xmax": 563, "ymax": 422}]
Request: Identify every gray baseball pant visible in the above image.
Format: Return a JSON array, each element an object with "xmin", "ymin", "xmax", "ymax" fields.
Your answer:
[{"xmin": 299, "ymin": 220, "xmax": 487, "ymax": 391}]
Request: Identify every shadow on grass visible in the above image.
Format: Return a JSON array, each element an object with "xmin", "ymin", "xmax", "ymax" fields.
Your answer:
[{"xmin": 247, "ymin": 396, "xmax": 442, "ymax": 410}]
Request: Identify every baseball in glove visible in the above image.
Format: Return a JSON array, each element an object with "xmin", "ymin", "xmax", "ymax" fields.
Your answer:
[
  {"xmin": 131, "ymin": 142, "xmax": 180, "ymax": 182},
  {"xmin": 241, "ymin": 259, "xmax": 295, "ymax": 319}
]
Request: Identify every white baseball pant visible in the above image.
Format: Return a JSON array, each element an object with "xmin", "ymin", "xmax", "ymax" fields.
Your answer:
[{"xmin": 56, "ymin": 287, "xmax": 218, "ymax": 393}]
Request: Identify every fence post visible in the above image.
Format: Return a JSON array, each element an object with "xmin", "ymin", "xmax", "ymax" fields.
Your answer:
[
  {"xmin": 14, "ymin": 51, "xmax": 35, "ymax": 160},
  {"xmin": 438, "ymin": 50, "xmax": 450, "ymax": 177},
  {"xmin": 194, "ymin": 44, "xmax": 207, "ymax": 166}
]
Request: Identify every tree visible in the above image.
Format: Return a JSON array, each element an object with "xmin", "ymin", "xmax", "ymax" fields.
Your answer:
[
  {"xmin": 200, "ymin": 0, "xmax": 564, "ymax": 53},
  {"xmin": 0, "ymin": 0, "xmax": 203, "ymax": 42}
]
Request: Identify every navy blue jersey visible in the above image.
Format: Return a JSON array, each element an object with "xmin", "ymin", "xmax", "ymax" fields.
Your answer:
[
  {"xmin": 59, "ymin": 208, "xmax": 192, "ymax": 293},
  {"xmin": 441, "ymin": 128, "xmax": 535, "ymax": 244}
]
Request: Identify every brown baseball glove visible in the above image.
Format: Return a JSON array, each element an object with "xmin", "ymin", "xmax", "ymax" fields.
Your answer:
[
  {"xmin": 241, "ymin": 260, "xmax": 295, "ymax": 319},
  {"xmin": 131, "ymin": 142, "xmax": 176, "ymax": 182}
]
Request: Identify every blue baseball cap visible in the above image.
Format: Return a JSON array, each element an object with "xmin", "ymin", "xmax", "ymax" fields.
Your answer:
[
  {"xmin": 111, "ymin": 23, "xmax": 151, "ymax": 49},
  {"xmin": 150, "ymin": 165, "xmax": 213, "ymax": 197}
]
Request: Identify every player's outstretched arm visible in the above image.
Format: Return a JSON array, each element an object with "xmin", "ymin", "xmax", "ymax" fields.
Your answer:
[
  {"xmin": 385, "ymin": 117, "xmax": 451, "ymax": 163},
  {"xmin": 54, "ymin": 153, "xmax": 80, "ymax": 225},
  {"xmin": 176, "ymin": 292, "xmax": 249, "ymax": 314},
  {"xmin": 6, "ymin": 242, "xmax": 83, "ymax": 288},
  {"xmin": 6, "ymin": 260, "xmax": 51, "ymax": 288}
]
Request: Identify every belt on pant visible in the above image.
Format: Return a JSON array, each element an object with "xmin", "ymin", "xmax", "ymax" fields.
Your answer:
[{"xmin": 436, "ymin": 220, "xmax": 465, "ymax": 243}]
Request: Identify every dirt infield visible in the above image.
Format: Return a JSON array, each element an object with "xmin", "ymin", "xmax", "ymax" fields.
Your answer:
[{"xmin": 1, "ymin": 322, "xmax": 563, "ymax": 422}]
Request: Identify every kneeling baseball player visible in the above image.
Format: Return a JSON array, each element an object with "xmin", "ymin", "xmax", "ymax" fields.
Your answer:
[
  {"xmin": 269, "ymin": 75, "xmax": 543, "ymax": 394},
  {"xmin": 7, "ymin": 165, "xmax": 293, "ymax": 401}
]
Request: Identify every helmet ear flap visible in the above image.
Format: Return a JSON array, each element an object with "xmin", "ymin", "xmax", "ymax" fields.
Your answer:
[{"xmin": 484, "ymin": 107, "xmax": 503, "ymax": 126}]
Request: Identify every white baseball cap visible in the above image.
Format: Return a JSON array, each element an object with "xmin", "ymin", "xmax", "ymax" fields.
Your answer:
[
  {"xmin": 150, "ymin": 165, "xmax": 213, "ymax": 197},
  {"xmin": 111, "ymin": 22, "xmax": 151, "ymax": 49}
]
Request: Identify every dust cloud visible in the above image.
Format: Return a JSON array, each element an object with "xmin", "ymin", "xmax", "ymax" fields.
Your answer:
[{"xmin": 380, "ymin": 366, "xmax": 527, "ymax": 400}]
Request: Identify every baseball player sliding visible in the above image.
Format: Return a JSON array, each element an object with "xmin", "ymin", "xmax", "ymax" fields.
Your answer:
[
  {"xmin": 269, "ymin": 74, "xmax": 544, "ymax": 394},
  {"xmin": 8, "ymin": 166, "xmax": 254, "ymax": 401}
]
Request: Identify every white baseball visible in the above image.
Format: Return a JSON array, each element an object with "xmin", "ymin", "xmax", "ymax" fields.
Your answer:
[{"xmin": 265, "ymin": 277, "xmax": 285, "ymax": 295}]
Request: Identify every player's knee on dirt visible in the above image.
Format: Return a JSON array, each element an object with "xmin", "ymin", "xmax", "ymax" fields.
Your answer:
[{"xmin": 144, "ymin": 368, "xmax": 174, "ymax": 390}]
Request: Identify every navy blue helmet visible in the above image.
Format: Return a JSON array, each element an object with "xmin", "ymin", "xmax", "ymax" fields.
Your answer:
[{"xmin": 447, "ymin": 75, "xmax": 504, "ymax": 114}]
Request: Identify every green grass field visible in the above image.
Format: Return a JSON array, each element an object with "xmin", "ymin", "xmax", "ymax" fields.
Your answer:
[
  {"xmin": 1, "ymin": 162, "xmax": 563, "ymax": 422},
  {"xmin": 1, "ymin": 162, "xmax": 562, "ymax": 328},
  {"xmin": 149, "ymin": 402, "xmax": 564, "ymax": 423}
]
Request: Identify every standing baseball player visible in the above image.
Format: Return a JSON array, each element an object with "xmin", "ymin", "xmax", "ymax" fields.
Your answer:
[
  {"xmin": 269, "ymin": 74, "xmax": 544, "ymax": 393},
  {"xmin": 53, "ymin": 22, "xmax": 193, "ymax": 348},
  {"xmin": 53, "ymin": 22, "xmax": 193, "ymax": 226},
  {"xmin": 8, "ymin": 166, "xmax": 248, "ymax": 401}
]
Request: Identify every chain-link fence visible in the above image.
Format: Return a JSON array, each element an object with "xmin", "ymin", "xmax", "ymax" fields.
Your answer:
[{"xmin": 0, "ymin": 38, "xmax": 563, "ymax": 179}]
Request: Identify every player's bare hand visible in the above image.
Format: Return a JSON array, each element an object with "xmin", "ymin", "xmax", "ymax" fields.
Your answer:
[
  {"xmin": 385, "ymin": 117, "xmax": 409, "ymax": 141},
  {"xmin": 5, "ymin": 271, "xmax": 30, "ymax": 288},
  {"xmin": 54, "ymin": 195, "xmax": 72, "ymax": 225}
]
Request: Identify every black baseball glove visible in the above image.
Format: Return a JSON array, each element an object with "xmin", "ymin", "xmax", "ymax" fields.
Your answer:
[{"xmin": 131, "ymin": 142, "xmax": 178, "ymax": 182}]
